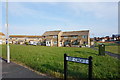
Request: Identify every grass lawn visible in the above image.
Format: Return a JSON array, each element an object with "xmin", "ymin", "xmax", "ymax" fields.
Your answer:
[
  {"xmin": 105, "ymin": 46, "xmax": 119, "ymax": 55},
  {"xmin": 94, "ymin": 42, "xmax": 117, "ymax": 47},
  {"xmin": 2, "ymin": 44, "xmax": 120, "ymax": 79},
  {"xmin": 95, "ymin": 45, "xmax": 119, "ymax": 55}
]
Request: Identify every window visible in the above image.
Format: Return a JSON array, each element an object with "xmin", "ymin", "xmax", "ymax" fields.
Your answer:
[
  {"xmin": 73, "ymin": 36, "xmax": 77, "ymax": 38},
  {"xmin": 10, "ymin": 38, "xmax": 12, "ymax": 40},
  {"xmin": 53, "ymin": 36, "xmax": 57, "ymax": 38},
  {"xmin": 72, "ymin": 40, "xmax": 79, "ymax": 45},
  {"xmin": 64, "ymin": 40, "xmax": 70, "ymax": 45},
  {"xmin": 83, "ymin": 41, "xmax": 88, "ymax": 44},
  {"xmin": 54, "ymin": 41, "xmax": 57, "ymax": 44},
  {"xmin": 64, "ymin": 36, "xmax": 68, "ymax": 38},
  {"xmin": 82, "ymin": 35, "xmax": 87, "ymax": 38},
  {"xmin": 46, "ymin": 41, "xmax": 51, "ymax": 44}
]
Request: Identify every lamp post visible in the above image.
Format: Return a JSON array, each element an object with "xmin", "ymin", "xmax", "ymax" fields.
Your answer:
[{"xmin": 6, "ymin": 0, "xmax": 10, "ymax": 63}]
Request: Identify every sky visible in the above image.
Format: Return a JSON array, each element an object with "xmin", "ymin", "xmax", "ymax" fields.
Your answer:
[{"xmin": 1, "ymin": 2, "xmax": 118, "ymax": 37}]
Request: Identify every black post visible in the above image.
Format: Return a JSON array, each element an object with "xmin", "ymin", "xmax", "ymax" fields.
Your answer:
[
  {"xmin": 88, "ymin": 56, "xmax": 92, "ymax": 80},
  {"xmin": 64, "ymin": 54, "xmax": 67, "ymax": 80}
]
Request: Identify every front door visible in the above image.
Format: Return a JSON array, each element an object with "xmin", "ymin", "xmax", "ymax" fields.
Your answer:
[
  {"xmin": 60, "ymin": 42, "xmax": 62, "ymax": 47},
  {"xmin": 46, "ymin": 41, "xmax": 51, "ymax": 46}
]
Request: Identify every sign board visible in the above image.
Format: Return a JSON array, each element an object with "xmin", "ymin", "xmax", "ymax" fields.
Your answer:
[
  {"xmin": 64, "ymin": 54, "xmax": 92, "ymax": 80},
  {"xmin": 66, "ymin": 56, "xmax": 89, "ymax": 64}
]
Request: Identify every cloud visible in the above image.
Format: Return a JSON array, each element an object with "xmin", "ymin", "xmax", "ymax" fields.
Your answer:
[
  {"xmin": 0, "ymin": 3, "xmax": 2, "ymax": 32},
  {"xmin": 6, "ymin": 2, "xmax": 69, "ymax": 22},
  {"xmin": 7, "ymin": 23, "xmax": 118, "ymax": 37},
  {"xmin": 1, "ymin": 0, "xmax": 120, "ymax": 2},
  {"xmin": 65, "ymin": 2, "xmax": 118, "ymax": 19},
  {"xmin": 8, "ymin": 24, "xmax": 62, "ymax": 35},
  {"xmin": 2, "ymin": 2, "xmax": 118, "ymax": 37},
  {"xmin": 7, "ymin": 3, "xmax": 39, "ymax": 17},
  {"xmin": 0, "ymin": 23, "xmax": 1, "ymax": 31}
]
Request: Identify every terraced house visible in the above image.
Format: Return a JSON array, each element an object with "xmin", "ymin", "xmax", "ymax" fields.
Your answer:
[
  {"xmin": 2, "ymin": 30, "xmax": 90, "ymax": 47},
  {"xmin": 0, "ymin": 32, "xmax": 5, "ymax": 44},
  {"xmin": 61, "ymin": 30, "xmax": 90, "ymax": 47},
  {"xmin": 9, "ymin": 35, "xmax": 42, "ymax": 44},
  {"xmin": 42, "ymin": 30, "xmax": 90, "ymax": 47},
  {"xmin": 42, "ymin": 30, "xmax": 62, "ymax": 47}
]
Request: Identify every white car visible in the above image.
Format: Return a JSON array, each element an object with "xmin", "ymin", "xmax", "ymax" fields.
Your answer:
[
  {"xmin": 0, "ymin": 40, "xmax": 2, "ymax": 44},
  {"xmin": 33, "ymin": 42, "xmax": 37, "ymax": 46}
]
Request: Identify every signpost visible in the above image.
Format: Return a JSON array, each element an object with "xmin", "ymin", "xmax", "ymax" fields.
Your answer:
[{"xmin": 64, "ymin": 54, "xmax": 92, "ymax": 80}]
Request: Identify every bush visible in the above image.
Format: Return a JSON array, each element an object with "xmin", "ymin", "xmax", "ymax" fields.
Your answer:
[{"xmin": 25, "ymin": 42, "xmax": 29, "ymax": 45}]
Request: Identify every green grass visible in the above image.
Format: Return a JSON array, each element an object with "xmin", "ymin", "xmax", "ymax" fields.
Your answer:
[
  {"xmin": 105, "ymin": 46, "xmax": 120, "ymax": 55},
  {"xmin": 2, "ymin": 44, "xmax": 120, "ymax": 79},
  {"xmin": 94, "ymin": 42, "xmax": 117, "ymax": 47},
  {"xmin": 95, "ymin": 45, "xmax": 120, "ymax": 55}
]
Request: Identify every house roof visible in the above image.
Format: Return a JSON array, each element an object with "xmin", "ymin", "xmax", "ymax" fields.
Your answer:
[
  {"xmin": 0, "ymin": 32, "xmax": 5, "ymax": 36},
  {"xmin": 62, "ymin": 30, "xmax": 89, "ymax": 36},
  {"xmin": 42, "ymin": 30, "xmax": 61, "ymax": 36},
  {"xmin": 10, "ymin": 35, "xmax": 42, "ymax": 38}
]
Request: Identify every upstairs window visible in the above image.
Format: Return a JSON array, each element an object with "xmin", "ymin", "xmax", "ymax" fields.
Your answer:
[
  {"xmin": 53, "ymin": 36, "xmax": 57, "ymax": 38},
  {"xmin": 73, "ymin": 36, "xmax": 78, "ymax": 38},
  {"xmin": 82, "ymin": 35, "xmax": 87, "ymax": 38},
  {"xmin": 72, "ymin": 40, "xmax": 79, "ymax": 45},
  {"xmin": 53, "ymin": 41, "xmax": 57, "ymax": 44},
  {"xmin": 64, "ymin": 36, "xmax": 68, "ymax": 38}
]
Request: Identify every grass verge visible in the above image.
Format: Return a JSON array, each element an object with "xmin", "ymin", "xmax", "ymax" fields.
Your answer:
[{"xmin": 2, "ymin": 44, "xmax": 120, "ymax": 79}]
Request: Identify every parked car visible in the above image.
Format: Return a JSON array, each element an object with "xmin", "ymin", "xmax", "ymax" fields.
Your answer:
[
  {"xmin": 0, "ymin": 40, "xmax": 2, "ymax": 44},
  {"xmin": 33, "ymin": 42, "xmax": 37, "ymax": 46}
]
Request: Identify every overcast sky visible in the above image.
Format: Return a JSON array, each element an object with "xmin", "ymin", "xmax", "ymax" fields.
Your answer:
[{"xmin": 1, "ymin": 2, "xmax": 118, "ymax": 37}]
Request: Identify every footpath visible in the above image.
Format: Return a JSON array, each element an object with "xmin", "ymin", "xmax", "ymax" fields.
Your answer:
[
  {"xmin": 91, "ymin": 47, "xmax": 120, "ymax": 59},
  {"xmin": 0, "ymin": 58, "xmax": 51, "ymax": 80}
]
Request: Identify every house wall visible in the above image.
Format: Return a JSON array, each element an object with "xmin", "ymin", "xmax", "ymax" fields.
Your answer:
[
  {"xmin": 0, "ymin": 35, "xmax": 6, "ymax": 44},
  {"xmin": 42, "ymin": 36, "xmax": 58, "ymax": 47},
  {"xmin": 9, "ymin": 37, "xmax": 42, "ymax": 44},
  {"xmin": 42, "ymin": 32, "xmax": 63, "ymax": 47},
  {"xmin": 58, "ymin": 32, "xmax": 63, "ymax": 47},
  {"xmin": 42, "ymin": 31, "xmax": 90, "ymax": 47},
  {"xmin": 61, "ymin": 35, "xmax": 89, "ymax": 46}
]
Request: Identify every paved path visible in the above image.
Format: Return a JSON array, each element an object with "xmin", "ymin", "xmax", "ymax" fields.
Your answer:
[
  {"xmin": 0, "ymin": 58, "xmax": 49, "ymax": 79},
  {"xmin": 91, "ymin": 47, "xmax": 120, "ymax": 59}
]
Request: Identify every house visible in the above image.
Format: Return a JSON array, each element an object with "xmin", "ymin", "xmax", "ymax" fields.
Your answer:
[
  {"xmin": 0, "ymin": 32, "xmax": 5, "ymax": 44},
  {"xmin": 42, "ymin": 30, "xmax": 90, "ymax": 47},
  {"xmin": 112, "ymin": 34, "xmax": 120, "ymax": 41},
  {"xmin": 9, "ymin": 35, "xmax": 42, "ymax": 45},
  {"xmin": 61, "ymin": 30, "xmax": 90, "ymax": 47},
  {"xmin": 90, "ymin": 38, "xmax": 95, "ymax": 46},
  {"xmin": 94, "ymin": 34, "xmax": 120, "ymax": 43},
  {"xmin": 42, "ymin": 30, "xmax": 62, "ymax": 47}
]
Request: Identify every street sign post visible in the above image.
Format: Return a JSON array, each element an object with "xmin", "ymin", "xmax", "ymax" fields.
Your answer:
[{"xmin": 64, "ymin": 54, "xmax": 92, "ymax": 80}]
